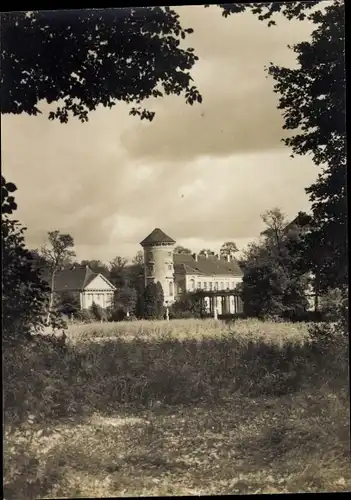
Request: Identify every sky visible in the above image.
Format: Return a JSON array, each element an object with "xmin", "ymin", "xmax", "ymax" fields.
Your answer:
[{"xmin": 1, "ymin": 4, "xmax": 323, "ymax": 263}]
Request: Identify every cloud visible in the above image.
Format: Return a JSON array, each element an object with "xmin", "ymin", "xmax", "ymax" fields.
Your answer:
[
  {"xmin": 1, "ymin": 5, "xmax": 320, "ymax": 261},
  {"xmin": 120, "ymin": 5, "xmax": 315, "ymax": 163}
]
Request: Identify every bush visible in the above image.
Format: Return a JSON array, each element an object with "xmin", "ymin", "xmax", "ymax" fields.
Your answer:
[
  {"xmin": 57, "ymin": 291, "xmax": 80, "ymax": 316},
  {"xmin": 90, "ymin": 302, "xmax": 108, "ymax": 322},
  {"xmin": 169, "ymin": 309, "xmax": 193, "ymax": 319},
  {"xmin": 170, "ymin": 291, "xmax": 206, "ymax": 319},
  {"xmin": 110, "ymin": 308, "xmax": 127, "ymax": 322},
  {"xmin": 319, "ymin": 288, "xmax": 347, "ymax": 322},
  {"xmin": 75, "ymin": 309, "xmax": 94, "ymax": 323}
]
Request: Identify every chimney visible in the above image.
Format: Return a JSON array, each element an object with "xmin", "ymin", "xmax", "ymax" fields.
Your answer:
[{"xmin": 192, "ymin": 253, "xmax": 198, "ymax": 261}]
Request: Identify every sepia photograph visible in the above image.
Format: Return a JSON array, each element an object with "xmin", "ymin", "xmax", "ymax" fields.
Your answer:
[{"xmin": 2, "ymin": 1, "xmax": 348, "ymax": 498}]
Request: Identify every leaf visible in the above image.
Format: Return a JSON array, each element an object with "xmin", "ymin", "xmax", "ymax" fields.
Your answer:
[{"xmin": 5, "ymin": 182, "xmax": 17, "ymax": 193}]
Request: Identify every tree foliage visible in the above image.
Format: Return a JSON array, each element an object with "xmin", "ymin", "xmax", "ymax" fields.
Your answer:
[
  {"xmin": 109, "ymin": 255, "xmax": 129, "ymax": 288},
  {"xmin": 220, "ymin": 241, "xmax": 238, "ymax": 257},
  {"xmin": 199, "ymin": 248, "xmax": 215, "ymax": 256},
  {"xmin": 174, "ymin": 245, "xmax": 192, "ymax": 254},
  {"xmin": 171, "ymin": 291, "xmax": 206, "ymax": 319},
  {"xmin": 1, "ymin": 8, "xmax": 201, "ymax": 123},
  {"xmin": 217, "ymin": 1, "xmax": 346, "ymax": 294},
  {"xmin": 143, "ymin": 281, "xmax": 164, "ymax": 319},
  {"xmin": 155, "ymin": 281, "xmax": 165, "ymax": 318},
  {"xmin": 114, "ymin": 285, "xmax": 138, "ymax": 315},
  {"xmin": 2, "ymin": 176, "xmax": 50, "ymax": 344},
  {"xmin": 241, "ymin": 209, "xmax": 309, "ymax": 319},
  {"xmin": 80, "ymin": 259, "xmax": 110, "ymax": 278},
  {"xmin": 40, "ymin": 230, "xmax": 76, "ymax": 324},
  {"xmin": 57, "ymin": 291, "xmax": 81, "ymax": 316}
]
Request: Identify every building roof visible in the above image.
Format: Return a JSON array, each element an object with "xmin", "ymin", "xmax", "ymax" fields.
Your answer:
[
  {"xmin": 41, "ymin": 265, "xmax": 115, "ymax": 292},
  {"xmin": 174, "ymin": 253, "xmax": 243, "ymax": 277},
  {"xmin": 140, "ymin": 228, "xmax": 176, "ymax": 247}
]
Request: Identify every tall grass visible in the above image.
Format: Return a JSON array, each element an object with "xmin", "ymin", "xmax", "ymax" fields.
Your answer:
[
  {"xmin": 4, "ymin": 319, "xmax": 347, "ymax": 425},
  {"xmin": 66, "ymin": 318, "xmax": 310, "ymax": 344},
  {"xmin": 4, "ymin": 318, "xmax": 349, "ymax": 498}
]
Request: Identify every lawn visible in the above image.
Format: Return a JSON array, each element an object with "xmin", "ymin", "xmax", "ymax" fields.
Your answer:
[{"xmin": 4, "ymin": 318, "xmax": 350, "ymax": 498}]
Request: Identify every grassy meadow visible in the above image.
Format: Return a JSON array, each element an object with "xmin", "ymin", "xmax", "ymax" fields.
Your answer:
[{"xmin": 4, "ymin": 318, "xmax": 350, "ymax": 498}]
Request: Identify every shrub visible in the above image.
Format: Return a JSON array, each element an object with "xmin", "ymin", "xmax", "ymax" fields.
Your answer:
[
  {"xmin": 90, "ymin": 302, "xmax": 108, "ymax": 322},
  {"xmin": 57, "ymin": 291, "xmax": 81, "ymax": 316},
  {"xmin": 75, "ymin": 309, "xmax": 94, "ymax": 323},
  {"xmin": 170, "ymin": 291, "xmax": 206, "ymax": 319}
]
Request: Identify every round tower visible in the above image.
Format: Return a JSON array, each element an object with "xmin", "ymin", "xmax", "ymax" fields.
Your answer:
[{"xmin": 140, "ymin": 228, "xmax": 176, "ymax": 305}]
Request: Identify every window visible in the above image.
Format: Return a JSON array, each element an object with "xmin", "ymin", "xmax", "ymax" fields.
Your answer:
[
  {"xmin": 197, "ymin": 282, "xmax": 201, "ymax": 289},
  {"xmin": 168, "ymin": 251, "xmax": 172, "ymax": 257},
  {"xmin": 147, "ymin": 263, "xmax": 154, "ymax": 275},
  {"xmin": 226, "ymin": 282, "xmax": 229, "ymax": 289},
  {"xmin": 220, "ymin": 282, "xmax": 224, "ymax": 290},
  {"xmin": 147, "ymin": 251, "xmax": 153, "ymax": 261},
  {"xmin": 204, "ymin": 282, "xmax": 207, "ymax": 290},
  {"xmin": 169, "ymin": 281, "xmax": 174, "ymax": 296},
  {"xmin": 209, "ymin": 282, "xmax": 213, "ymax": 291},
  {"xmin": 168, "ymin": 264, "xmax": 172, "ymax": 271},
  {"xmin": 214, "ymin": 282, "xmax": 218, "ymax": 291},
  {"xmin": 190, "ymin": 279, "xmax": 195, "ymax": 290},
  {"xmin": 231, "ymin": 281, "xmax": 235, "ymax": 289}
]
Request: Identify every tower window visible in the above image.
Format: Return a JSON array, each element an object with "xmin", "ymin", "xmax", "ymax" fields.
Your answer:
[
  {"xmin": 169, "ymin": 281, "xmax": 174, "ymax": 296},
  {"xmin": 168, "ymin": 264, "xmax": 172, "ymax": 271}
]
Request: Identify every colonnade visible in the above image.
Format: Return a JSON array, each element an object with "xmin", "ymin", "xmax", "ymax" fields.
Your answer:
[{"xmin": 202, "ymin": 294, "xmax": 243, "ymax": 316}]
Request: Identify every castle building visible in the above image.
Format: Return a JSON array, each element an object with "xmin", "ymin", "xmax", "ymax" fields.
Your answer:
[{"xmin": 140, "ymin": 228, "xmax": 244, "ymax": 314}]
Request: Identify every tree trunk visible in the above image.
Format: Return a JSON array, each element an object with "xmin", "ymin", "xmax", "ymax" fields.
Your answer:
[
  {"xmin": 47, "ymin": 269, "xmax": 56, "ymax": 326},
  {"xmin": 314, "ymin": 270, "xmax": 320, "ymax": 312}
]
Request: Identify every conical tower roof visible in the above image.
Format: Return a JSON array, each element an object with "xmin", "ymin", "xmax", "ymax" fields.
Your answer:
[{"xmin": 140, "ymin": 228, "xmax": 176, "ymax": 247}]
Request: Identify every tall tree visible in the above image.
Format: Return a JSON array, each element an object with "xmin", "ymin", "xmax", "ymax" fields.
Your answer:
[
  {"xmin": 260, "ymin": 208, "xmax": 287, "ymax": 257},
  {"xmin": 143, "ymin": 282, "xmax": 159, "ymax": 319},
  {"xmin": 128, "ymin": 251, "xmax": 145, "ymax": 291},
  {"xmin": 40, "ymin": 230, "xmax": 76, "ymax": 324},
  {"xmin": 217, "ymin": 1, "xmax": 346, "ymax": 294},
  {"xmin": 220, "ymin": 241, "xmax": 238, "ymax": 258},
  {"xmin": 155, "ymin": 281, "xmax": 165, "ymax": 319},
  {"xmin": 1, "ymin": 8, "xmax": 201, "ymax": 123},
  {"xmin": 2, "ymin": 176, "xmax": 49, "ymax": 343},
  {"xmin": 109, "ymin": 255, "xmax": 128, "ymax": 289},
  {"xmin": 241, "ymin": 209, "xmax": 309, "ymax": 319},
  {"xmin": 132, "ymin": 250, "xmax": 144, "ymax": 266}
]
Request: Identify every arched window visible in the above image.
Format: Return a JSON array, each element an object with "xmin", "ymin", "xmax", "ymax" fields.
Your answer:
[
  {"xmin": 190, "ymin": 278, "xmax": 195, "ymax": 290},
  {"xmin": 169, "ymin": 281, "xmax": 174, "ymax": 296}
]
